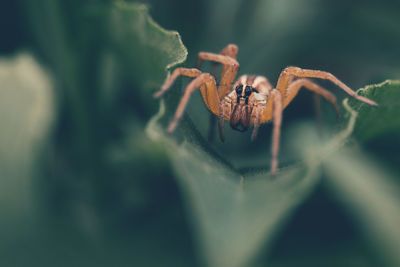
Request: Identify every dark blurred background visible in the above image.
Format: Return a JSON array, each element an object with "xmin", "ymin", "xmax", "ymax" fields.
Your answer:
[{"xmin": 0, "ymin": 0, "xmax": 399, "ymax": 266}]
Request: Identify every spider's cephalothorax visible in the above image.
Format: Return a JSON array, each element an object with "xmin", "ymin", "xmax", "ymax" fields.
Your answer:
[
  {"xmin": 154, "ymin": 44, "xmax": 377, "ymax": 174},
  {"xmin": 222, "ymin": 75, "xmax": 270, "ymax": 137},
  {"xmin": 229, "ymin": 84, "xmax": 254, "ymax": 132}
]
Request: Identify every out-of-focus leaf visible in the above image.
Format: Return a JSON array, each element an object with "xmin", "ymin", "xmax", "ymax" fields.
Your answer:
[
  {"xmin": 347, "ymin": 80, "xmax": 400, "ymax": 173},
  {"xmin": 108, "ymin": 1, "xmax": 187, "ymax": 90},
  {"xmin": 147, "ymin": 101, "xmax": 320, "ymax": 267},
  {"xmin": 0, "ymin": 53, "xmax": 54, "ymax": 227},
  {"xmin": 325, "ymin": 149, "xmax": 400, "ymax": 267},
  {"xmin": 170, "ymin": 143, "xmax": 319, "ymax": 267},
  {"xmin": 146, "ymin": 89, "xmax": 362, "ymax": 267},
  {"xmin": 97, "ymin": 0, "xmax": 190, "ymax": 215},
  {"xmin": 348, "ymin": 80, "xmax": 400, "ymax": 143},
  {"xmin": 144, "ymin": 8, "xmax": 398, "ymax": 265},
  {"xmin": 316, "ymin": 83, "xmax": 400, "ymax": 266}
]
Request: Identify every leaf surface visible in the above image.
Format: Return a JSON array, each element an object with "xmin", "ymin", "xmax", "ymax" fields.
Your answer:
[{"xmin": 147, "ymin": 93, "xmax": 361, "ymax": 266}]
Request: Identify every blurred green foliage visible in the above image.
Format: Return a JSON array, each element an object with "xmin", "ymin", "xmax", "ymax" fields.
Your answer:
[{"xmin": 0, "ymin": 0, "xmax": 400, "ymax": 266}]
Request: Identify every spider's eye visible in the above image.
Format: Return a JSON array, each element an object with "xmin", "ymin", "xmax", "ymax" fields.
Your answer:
[
  {"xmin": 235, "ymin": 85, "xmax": 243, "ymax": 95},
  {"xmin": 244, "ymin": 86, "xmax": 252, "ymax": 97}
]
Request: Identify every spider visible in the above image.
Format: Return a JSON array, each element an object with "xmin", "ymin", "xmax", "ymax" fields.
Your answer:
[{"xmin": 153, "ymin": 44, "xmax": 377, "ymax": 174}]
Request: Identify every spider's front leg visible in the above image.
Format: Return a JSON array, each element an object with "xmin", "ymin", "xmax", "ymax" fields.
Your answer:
[
  {"xmin": 196, "ymin": 44, "xmax": 240, "ymax": 141},
  {"xmin": 252, "ymin": 87, "xmax": 282, "ymax": 174},
  {"xmin": 197, "ymin": 47, "xmax": 239, "ymax": 99},
  {"xmin": 249, "ymin": 75, "xmax": 272, "ymax": 141},
  {"xmin": 276, "ymin": 67, "xmax": 378, "ymax": 107},
  {"xmin": 270, "ymin": 90, "xmax": 283, "ymax": 174},
  {"xmin": 154, "ymin": 68, "xmax": 221, "ymax": 133},
  {"xmin": 153, "ymin": 68, "xmax": 201, "ymax": 98}
]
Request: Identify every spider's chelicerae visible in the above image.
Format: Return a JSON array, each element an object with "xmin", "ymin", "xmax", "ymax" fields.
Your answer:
[{"xmin": 154, "ymin": 44, "xmax": 377, "ymax": 174}]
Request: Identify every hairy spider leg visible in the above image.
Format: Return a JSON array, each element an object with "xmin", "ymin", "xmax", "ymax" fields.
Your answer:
[
  {"xmin": 201, "ymin": 45, "xmax": 239, "ymax": 142},
  {"xmin": 270, "ymin": 89, "xmax": 283, "ymax": 174},
  {"xmin": 197, "ymin": 44, "xmax": 238, "ymax": 78},
  {"xmin": 197, "ymin": 52, "xmax": 239, "ymax": 100},
  {"xmin": 284, "ymin": 78, "xmax": 340, "ymax": 116},
  {"xmin": 154, "ymin": 67, "xmax": 221, "ymax": 132},
  {"xmin": 154, "ymin": 45, "xmax": 239, "ymax": 138},
  {"xmin": 276, "ymin": 67, "xmax": 378, "ymax": 107},
  {"xmin": 153, "ymin": 68, "xmax": 201, "ymax": 98},
  {"xmin": 196, "ymin": 46, "xmax": 239, "ymax": 140},
  {"xmin": 203, "ymin": 44, "xmax": 239, "ymax": 78},
  {"xmin": 237, "ymin": 75, "xmax": 281, "ymax": 174},
  {"xmin": 218, "ymin": 103, "xmax": 226, "ymax": 142},
  {"xmin": 169, "ymin": 73, "xmax": 219, "ymax": 133},
  {"xmin": 256, "ymin": 77, "xmax": 340, "ymax": 174},
  {"xmin": 219, "ymin": 44, "xmax": 239, "ymax": 58}
]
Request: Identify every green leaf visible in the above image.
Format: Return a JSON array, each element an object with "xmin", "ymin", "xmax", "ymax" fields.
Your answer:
[
  {"xmin": 108, "ymin": 1, "xmax": 188, "ymax": 90},
  {"xmin": 321, "ymin": 81, "xmax": 400, "ymax": 266},
  {"xmin": 346, "ymin": 80, "xmax": 400, "ymax": 173},
  {"xmin": 324, "ymin": 149, "xmax": 400, "ymax": 267},
  {"xmin": 147, "ymin": 102, "xmax": 317, "ymax": 267},
  {"xmin": 348, "ymin": 80, "xmax": 400, "ymax": 143},
  {"xmin": 146, "ymin": 93, "xmax": 361, "ymax": 267},
  {"xmin": 146, "ymin": 35, "xmax": 399, "ymax": 267},
  {"xmin": 132, "ymin": 3, "xmax": 400, "ymax": 266}
]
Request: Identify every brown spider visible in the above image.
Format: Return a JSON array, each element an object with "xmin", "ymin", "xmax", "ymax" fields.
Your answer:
[{"xmin": 154, "ymin": 44, "xmax": 377, "ymax": 174}]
